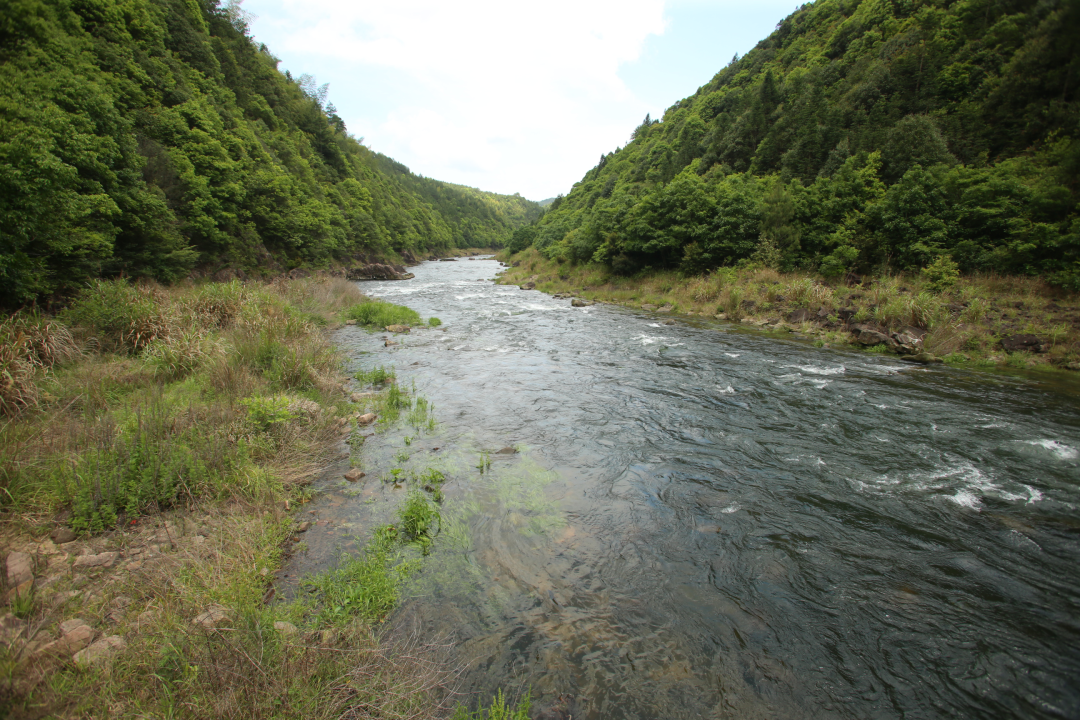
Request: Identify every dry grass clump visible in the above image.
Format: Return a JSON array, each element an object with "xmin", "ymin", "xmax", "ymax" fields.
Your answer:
[{"xmin": 0, "ymin": 313, "xmax": 80, "ymax": 416}]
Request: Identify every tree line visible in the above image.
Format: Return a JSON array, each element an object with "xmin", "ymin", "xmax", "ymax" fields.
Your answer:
[
  {"xmin": 0, "ymin": 0, "xmax": 541, "ymax": 306},
  {"xmin": 515, "ymin": 0, "xmax": 1078, "ymax": 287}
]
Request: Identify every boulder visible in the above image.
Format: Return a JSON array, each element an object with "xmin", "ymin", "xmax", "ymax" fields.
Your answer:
[
  {"xmin": 656, "ymin": 304, "xmax": 674, "ymax": 313},
  {"xmin": 891, "ymin": 330, "xmax": 923, "ymax": 354},
  {"xmin": 1001, "ymin": 334, "xmax": 1048, "ymax": 353},
  {"xmin": 192, "ymin": 605, "xmax": 230, "ymax": 629},
  {"xmin": 570, "ymin": 298, "xmax": 593, "ymax": 307},
  {"xmin": 343, "ymin": 469, "xmax": 366, "ymax": 482},
  {"xmin": 38, "ymin": 620, "xmax": 94, "ymax": 656},
  {"xmin": 347, "ymin": 264, "xmax": 414, "ymax": 281},
  {"xmin": 901, "ymin": 353, "xmax": 943, "ymax": 364},
  {"xmin": 850, "ymin": 324, "xmax": 898, "ymax": 349},
  {"xmin": 787, "ymin": 308, "xmax": 812, "ymax": 323},
  {"xmin": 6, "ymin": 552, "xmax": 32, "ymax": 588},
  {"xmin": 50, "ymin": 527, "xmax": 77, "ymax": 544},
  {"xmin": 520, "ymin": 282, "xmax": 536, "ymax": 290},
  {"xmin": 356, "ymin": 413, "xmax": 377, "ymax": 426},
  {"xmin": 495, "ymin": 447, "xmax": 518, "ymax": 455},
  {"xmin": 74, "ymin": 635, "xmax": 125, "ymax": 667}
]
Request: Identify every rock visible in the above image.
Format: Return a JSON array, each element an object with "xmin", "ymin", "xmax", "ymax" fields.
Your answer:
[
  {"xmin": 715, "ymin": 312, "xmax": 728, "ymax": 320},
  {"xmin": 945, "ymin": 303, "xmax": 965, "ymax": 315},
  {"xmin": 641, "ymin": 304, "xmax": 658, "ymax": 311},
  {"xmin": 6, "ymin": 580, "xmax": 33, "ymax": 604},
  {"xmin": 273, "ymin": 621, "xmax": 298, "ymax": 637},
  {"xmin": 296, "ymin": 521, "xmax": 311, "ymax": 533},
  {"xmin": 850, "ymin": 324, "xmax": 898, "ymax": 349},
  {"xmin": 345, "ymin": 319, "xmax": 357, "ymax": 325},
  {"xmin": 384, "ymin": 339, "xmax": 397, "ymax": 347},
  {"xmin": 343, "ymin": 469, "xmax": 366, "ymax": 482},
  {"xmin": 495, "ymin": 447, "xmax": 517, "ymax": 455},
  {"xmin": 570, "ymin": 298, "xmax": 593, "ymax": 307},
  {"xmin": 891, "ymin": 330, "xmax": 924, "ymax": 354},
  {"xmin": 192, "ymin": 605, "xmax": 230, "ymax": 629},
  {"xmin": 520, "ymin": 282, "xmax": 536, "ymax": 290},
  {"xmin": 837, "ymin": 307, "xmax": 857, "ymax": 323},
  {"xmin": 663, "ymin": 319, "xmax": 675, "ymax": 325},
  {"xmin": 901, "ymin": 353, "xmax": 943, "ymax": 364},
  {"xmin": 1001, "ymin": 334, "xmax": 1048, "ymax": 353},
  {"xmin": 50, "ymin": 527, "xmax": 77, "ymax": 544},
  {"xmin": 656, "ymin": 304, "xmax": 674, "ymax": 313},
  {"xmin": 740, "ymin": 300, "xmax": 757, "ymax": 312},
  {"xmin": 0, "ymin": 613, "xmax": 26, "ymax": 648},
  {"xmin": 74, "ymin": 635, "xmax": 125, "ymax": 667},
  {"xmin": 73, "ymin": 552, "xmax": 118, "ymax": 569},
  {"xmin": 105, "ymin": 596, "xmax": 133, "ymax": 624},
  {"xmin": 385, "ymin": 324, "xmax": 411, "ymax": 333},
  {"xmin": 356, "ymin": 413, "xmax": 377, "ymax": 426},
  {"xmin": 347, "ymin": 263, "xmax": 414, "ymax": 281},
  {"xmin": 6, "ymin": 552, "xmax": 33, "ymax": 588},
  {"xmin": 39, "ymin": 620, "xmax": 95, "ymax": 656},
  {"xmin": 787, "ymin": 308, "xmax": 812, "ymax": 323}
]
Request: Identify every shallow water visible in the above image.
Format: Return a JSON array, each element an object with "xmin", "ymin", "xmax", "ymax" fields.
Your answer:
[{"xmin": 285, "ymin": 257, "xmax": 1080, "ymax": 719}]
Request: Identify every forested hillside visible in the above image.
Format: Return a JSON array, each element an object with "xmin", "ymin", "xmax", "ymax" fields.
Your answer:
[
  {"xmin": 0, "ymin": 0, "xmax": 541, "ymax": 306},
  {"xmin": 520, "ymin": 0, "xmax": 1079, "ymax": 286}
]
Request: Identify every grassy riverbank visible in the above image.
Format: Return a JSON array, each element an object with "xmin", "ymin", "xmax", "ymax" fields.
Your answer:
[
  {"xmin": 0, "ymin": 278, "xmax": 521, "ymax": 719},
  {"xmin": 496, "ymin": 248, "xmax": 1080, "ymax": 373}
]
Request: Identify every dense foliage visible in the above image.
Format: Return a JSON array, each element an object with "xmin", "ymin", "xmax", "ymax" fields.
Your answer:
[
  {"xmin": 0, "ymin": 0, "xmax": 541, "ymax": 306},
  {"xmin": 526, "ymin": 0, "xmax": 1079, "ymax": 287}
]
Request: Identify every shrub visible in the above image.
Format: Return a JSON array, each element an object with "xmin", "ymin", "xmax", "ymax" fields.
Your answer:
[
  {"xmin": 241, "ymin": 396, "xmax": 296, "ymax": 431},
  {"xmin": 63, "ymin": 280, "xmax": 170, "ymax": 354},
  {"xmin": 428, "ymin": 317, "xmax": 442, "ymax": 327},
  {"xmin": 922, "ymin": 255, "xmax": 960, "ymax": 294},
  {"xmin": 144, "ymin": 328, "xmax": 224, "ymax": 380},
  {"xmin": 344, "ymin": 301, "xmax": 421, "ymax": 328}
]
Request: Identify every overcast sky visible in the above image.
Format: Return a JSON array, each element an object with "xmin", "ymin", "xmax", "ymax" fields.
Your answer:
[{"xmin": 242, "ymin": 0, "xmax": 800, "ymax": 201}]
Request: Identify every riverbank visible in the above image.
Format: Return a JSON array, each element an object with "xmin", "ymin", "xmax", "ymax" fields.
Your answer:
[
  {"xmin": 0, "ymin": 278, "xmax": 510, "ymax": 718},
  {"xmin": 495, "ymin": 248, "xmax": 1080, "ymax": 373}
]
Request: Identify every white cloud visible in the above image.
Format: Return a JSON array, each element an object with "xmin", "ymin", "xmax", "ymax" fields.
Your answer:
[{"xmin": 250, "ymin": 0, "xmax": 669, "ymax": 199}]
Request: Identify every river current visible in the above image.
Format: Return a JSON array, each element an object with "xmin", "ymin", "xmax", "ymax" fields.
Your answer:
[{"xmin": 286, "ymin": 257, "xmax": 1080, "ymax": 719}]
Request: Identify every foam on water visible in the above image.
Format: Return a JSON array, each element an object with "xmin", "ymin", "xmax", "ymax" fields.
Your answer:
[{"xmin": 1024, "ymin": 439, "xmax": 1078, "ymax": 460}]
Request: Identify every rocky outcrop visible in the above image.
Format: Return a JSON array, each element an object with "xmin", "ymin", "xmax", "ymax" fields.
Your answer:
[
  {"xmin": 1001, "ymin": 334, "xmax": 1048, "ymax": 353},
  {"xmin": 849, "ymin": 323, "xmax": 898, "ymax": 350},
  {"xmin": 347, "ymin": 263, "xmax": 415, "ymax": 281}
]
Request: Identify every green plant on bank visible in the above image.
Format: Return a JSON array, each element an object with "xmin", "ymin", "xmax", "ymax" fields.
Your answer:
[
  {"xmin": 355, "ymin": 365, "xmax": 396, "ymax": 385},
  {"xmin": 922, "ymin": 256, "xmax": 961, "ymax": 294},
  {"xmin": 407, "ymin": 396, "xmax": 436, "ymax": 432},
  {"xmin": 344, "ymin": 300, "xmax": 422, "ymax": 329},
  {"xmin": 242, "ymin": 395, "xmax": 297, "ymax": 430},
  {"xmin": 451, "ymin": 690, "xmax": 532, "ymax": 720},
  {"xmin": 305, "ymin": 525, "xmax": 417, "ymax": 624},
  {"xmin": 399, "ymin": 490, "xmax": 440, "ymax": 555}
]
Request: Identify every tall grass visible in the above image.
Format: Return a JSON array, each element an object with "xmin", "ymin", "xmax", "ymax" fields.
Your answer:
[{"xmin": 344, "ymin": 300, "xmax": 422, "ymax": 328}]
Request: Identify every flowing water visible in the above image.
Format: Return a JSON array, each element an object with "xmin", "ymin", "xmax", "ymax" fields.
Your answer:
[{"xmin": 285, "ymin": 257, "xmax": 1080, "ymax": 719}]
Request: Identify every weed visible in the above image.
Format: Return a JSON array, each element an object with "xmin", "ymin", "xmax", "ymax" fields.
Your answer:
[
  {"xmin": 344, "ymin": 300, "xmax": 421, "ymax": 328},
  {"xmin": 355, "ymin": 365, "xmax": 395, "ymax": 385},
  {"xmin": 477, "ymin": 452, "xmax": 492, "ymax": 474},
  {"xmin": 394, "ymin": 450, "xmax": 410, "ymax": 463},
  {"xmin": 403, "ymin": 435, "xmax": 412, "ymax": 446},
  {"xmin": 428, "ymin": 317, "xmax": 443, "ymax": 327},
  {"xmin": 452, "ymin": 690, "xmax": 532, "ymax": 720},
  {"xmin": 399, "ymin": 490, "xmax": 440, "ymax": 554},
  {"xmin": 864, "ymin": 343, "xmax": 889, "ymax": 353},
  {"xmin": 242, "ymin": 395, "xmax": 297, "ymax": 430},
  {"xmin": 407, "ymin": 396, "xmax": 435, "ymax": 432},
  {"xmin": 8, "ymin": 585, "xmax": 34, "ymax": 619},
  {"xmin": 306, "ymin": 526, "xmax": 416, "ymax": 623}
]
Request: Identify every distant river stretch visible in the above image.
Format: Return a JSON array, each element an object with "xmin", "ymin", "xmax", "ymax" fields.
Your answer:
[{"xmin": 291, "ymin": 257, "xmax": 1080, "ymax": 719}]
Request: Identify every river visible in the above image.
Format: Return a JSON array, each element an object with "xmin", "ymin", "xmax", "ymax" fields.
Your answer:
[{"xmin": 285, "ymin": 257, "xmax": 1080, "ymax": 719}]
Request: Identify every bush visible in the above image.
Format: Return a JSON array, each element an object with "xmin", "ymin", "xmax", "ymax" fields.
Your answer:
[
  {"xmin": 63, "ymin": 280, "xmax": 169, "ymax": 354},
  {"xmin": 343, "ymin": 300, "xmax": 421, "ymax": 328},
  {"xmin": 922, "ymin": 255, "xmax": 960, "ymax": 294}
]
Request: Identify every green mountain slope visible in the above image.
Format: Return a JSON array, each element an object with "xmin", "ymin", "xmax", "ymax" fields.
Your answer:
[
  {"xmin": 0, "ymin": 0, "xmax": 541, "ymax": 305},
  {"xmin": 523, "ymin": 0, "xmax": 1079, "ymax": 286}
]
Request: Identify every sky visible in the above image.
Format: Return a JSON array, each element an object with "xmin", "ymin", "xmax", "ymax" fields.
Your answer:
[{"xmin": 241, "ymin": 0, "xmax": 801, "ymax": 202}]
